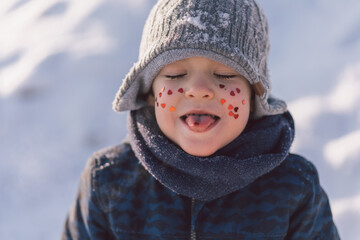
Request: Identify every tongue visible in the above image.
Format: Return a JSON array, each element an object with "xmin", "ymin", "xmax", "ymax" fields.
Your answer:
[{"xmin": 185, "ymin": 115, "xmax": 216, "ymax": 132}]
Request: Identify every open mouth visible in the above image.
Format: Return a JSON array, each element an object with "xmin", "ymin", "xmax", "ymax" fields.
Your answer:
[{"xmin": 180, "ymin": 113, "xmax": 220, "ymax": 132}]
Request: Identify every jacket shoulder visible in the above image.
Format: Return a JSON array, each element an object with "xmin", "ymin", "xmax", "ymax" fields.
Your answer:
[
  {"xmin": 259, "ymin": 154, "xmax": 339, "ymax": 239},
  {"xmin": 274, "ymin": 153, "xmax": 320, "ymax": 188},
  {"xmin": 88, "ymin": 143, "xmax": 135, "ymax": 168},
  {"xmin": 255, "ymin": 153, "xmax": 323, "ymax": 215},
  {"xmin": 86, "ymin": 143, "xmax": 156, "ymax": 210},
  {"xmin": 83, "ymin": 143, "xmax": 144, "ymax": 196},
  {"xmin": 63, "ymin": 143, "xmax": 140, "ymax": 239}
]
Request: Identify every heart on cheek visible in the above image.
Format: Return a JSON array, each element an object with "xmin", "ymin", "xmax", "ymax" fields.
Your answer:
[{"xmin": 161, "ymin": 103, "xmax": 166, "ymax": 108}]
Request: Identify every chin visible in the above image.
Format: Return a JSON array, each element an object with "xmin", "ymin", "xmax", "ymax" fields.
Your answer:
[{"xmin": 181, "ymin": 144, "xmax": 218, "ymax": 157}]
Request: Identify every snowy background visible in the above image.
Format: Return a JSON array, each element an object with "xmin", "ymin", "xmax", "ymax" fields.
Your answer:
[{"xmin": 1, "ymin": 0, "xmax": 359, "ymax": 239}]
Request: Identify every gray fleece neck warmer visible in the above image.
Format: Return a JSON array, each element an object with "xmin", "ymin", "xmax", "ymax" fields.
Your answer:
[
  {"xmin": 128, "ymin": 107, "xmax": 294, "ymax": 201},
  {"xmin": 113, "ymin": 0, "xmax": 287, "ymax": 119}
]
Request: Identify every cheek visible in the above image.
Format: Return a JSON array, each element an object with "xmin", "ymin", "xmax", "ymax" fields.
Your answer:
[
  {"xmin": 154, "ymin": 86, "xmax": 184, "ymax": 112},
  {"xmin": 218, "ymin": 85, "xmax": 248, "ymax": 120}
]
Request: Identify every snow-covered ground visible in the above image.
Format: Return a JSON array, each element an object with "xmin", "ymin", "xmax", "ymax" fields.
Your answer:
[{"xmin": 1, "ymin": 0, "xmax": 359, "ymax": 239}]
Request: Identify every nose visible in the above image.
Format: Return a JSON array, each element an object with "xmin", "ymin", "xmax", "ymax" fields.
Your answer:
[{"xmin": 184, "ymin": 77, "xmax": 214, "ymax": 100}]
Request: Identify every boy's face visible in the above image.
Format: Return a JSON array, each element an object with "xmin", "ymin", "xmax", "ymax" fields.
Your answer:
[{"xmin": 151, "ymin": 57, "xmax": 252, "ymax": 157}]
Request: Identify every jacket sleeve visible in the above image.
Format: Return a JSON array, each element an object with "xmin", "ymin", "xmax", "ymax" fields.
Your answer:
[
  {"xmin": 286, "ymin": 160, "xmax": 340, "ymax": 240},
  {"xmin": 62, "ymin": 157, "xmax": 113, "ymax": 240}
]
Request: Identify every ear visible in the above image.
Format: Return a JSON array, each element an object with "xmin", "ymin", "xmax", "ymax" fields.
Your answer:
[{"xmin": 147, "ymin": 93, "xmax": 155, "ymax": 107}]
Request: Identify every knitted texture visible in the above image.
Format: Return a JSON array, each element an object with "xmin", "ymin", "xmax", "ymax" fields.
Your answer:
[
  {"xmin": 113, "ymin": 0, "xmax": 287, "ymax": 119},
  {"xmin": 127, "ymin": 107, "xmax": 295, "ymax": 201}
]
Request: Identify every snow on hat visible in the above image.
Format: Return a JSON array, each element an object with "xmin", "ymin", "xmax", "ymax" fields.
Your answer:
[{"xmin": 113, "ymin": 0, "xmax": 287, "ymax": 119}]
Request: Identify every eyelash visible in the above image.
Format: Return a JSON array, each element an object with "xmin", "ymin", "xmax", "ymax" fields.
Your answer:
[
  {"xmin": 165, "ymin": 74, "xmax": 236, "ymax": 79},
  {"xmin": 165, "ymin": 74, "xmax": 187, "ymax": 79},
  {"xmin": 214, "ymin": 74, "xmax": 237, "ymax": 79}
]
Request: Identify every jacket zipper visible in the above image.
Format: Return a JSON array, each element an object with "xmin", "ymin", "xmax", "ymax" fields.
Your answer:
[{"xmin": 190, "ymin": 198, "xmax": 196, "ymax": 240}]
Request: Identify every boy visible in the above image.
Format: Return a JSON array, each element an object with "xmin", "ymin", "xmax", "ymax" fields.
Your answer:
[{"xmin": 63, "ymin": 0, "xmax": 340, "ymax": 239}]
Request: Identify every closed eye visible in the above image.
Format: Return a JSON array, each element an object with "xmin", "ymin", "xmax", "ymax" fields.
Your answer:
[
  {"xmin": 165, "ymin": 74, "xmax": 187, "ymax": 79},
  {"xmin": 214, "ymin": 74, "xmax": 237, "ymax": 79}
]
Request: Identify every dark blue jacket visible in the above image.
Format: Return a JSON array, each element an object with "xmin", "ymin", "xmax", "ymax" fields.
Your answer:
[{"xmin": 63, "ymin": 143, "xmax": 339, "ymax": 239}]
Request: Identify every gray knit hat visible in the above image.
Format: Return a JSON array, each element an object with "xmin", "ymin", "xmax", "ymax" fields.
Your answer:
[{"xmin": 113, "ymin": 0, "xmax": 287, "ymax": 119}]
